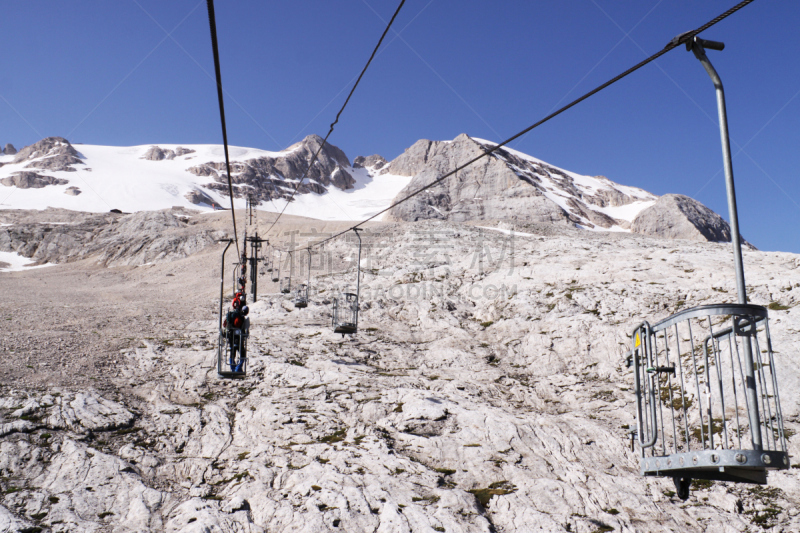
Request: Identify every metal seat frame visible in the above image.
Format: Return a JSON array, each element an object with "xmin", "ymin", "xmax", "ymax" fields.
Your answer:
[
  {"xmin": 332, "ymin": 292, "xmax": 358, "ymax": 334},
  {"xmin": 630, "ymin": 303, "xmax": 789, "ymax": 491}
]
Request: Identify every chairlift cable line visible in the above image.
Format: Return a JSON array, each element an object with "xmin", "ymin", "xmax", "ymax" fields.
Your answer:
[
  {"xmin": 307, "ymin": 0, "xmax": 756, "ymax": 250},
  {"xmin": 263, "ymin": 0, "xmax": 407, "ymax": 237},
  {"xmin": 206, "ymin": 0, "xmax": 241, "ymax": 258}
]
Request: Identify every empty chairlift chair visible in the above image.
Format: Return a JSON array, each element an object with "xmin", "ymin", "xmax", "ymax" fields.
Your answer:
[
  {"xmin": 294, "ymin": 248, "xmax": 312, "ymax": 309},
  {"xmin": 626, "ymin": 35, "xmax": 790, "ymax": 500},
  {"xmin": 629, "ymin": 304, "xmax": 789, "ymax": 499},
  {"xmin": 331, "ymin": 229, "xmax": 363, "ymax": 336},
  {"xmin": 332, "ymin": 293, "xmax": 358, "ymax": 334},
  {"xmin": 271, "ymin": 250, "xmax": 281, "ymax": 283},
  {"xmin": 294, "ymin": 284, "xmax": 308, "ymax": 308}
]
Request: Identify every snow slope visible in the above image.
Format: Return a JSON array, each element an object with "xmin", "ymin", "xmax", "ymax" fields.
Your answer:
[{"xmin": 0, "ymin": 143, "xmax": 413, "ymax": 221}]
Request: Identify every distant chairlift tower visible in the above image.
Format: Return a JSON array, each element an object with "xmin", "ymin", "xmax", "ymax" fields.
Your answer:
[{"xmin": 626, "ymin": 35, "xmax": 789, "ymax": 501}]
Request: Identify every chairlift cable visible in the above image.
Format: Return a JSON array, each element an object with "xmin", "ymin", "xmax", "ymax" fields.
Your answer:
[
  {"xmin": 308, "ymin": 0, "xmax": 756, "ymax": 250},
  {"xmin": 206, "ymin": 0, "xmax": 241, "ymax": 258},
  {"xmin": 263, "ymin": 0, "xmax": 407, "ymax": 237}
]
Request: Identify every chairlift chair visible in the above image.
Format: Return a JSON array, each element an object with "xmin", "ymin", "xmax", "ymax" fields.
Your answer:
[
  {"xmin": 628, "ymin": 304, "xmax": 789, "ymax": 500},
  {"xmin": 271, "ymin": 251, "xmax": 280, "ymax": 283},
  {"xmin": 217, "ymin": 325, "xmax": 247, "ymax": 378},
  {"xmin": 216, "ymin": 239, "xmax": 247, "ymax": 379},
  {"xmin": 294, "ymin": 248, "xmax": 312, "ymax": 309},
  {"xmin": 280, "ymin": 277, "xmax": 291, "ymax": 294},
  {"xmin": 331, "ymin": 229, "xmax": 363, "ymax": 336},
  {"xmin": 332, "ymin": 292, "xmax": 358, "ymax": 335},
  {"xmin": 624, "ymin": 35, "xmax": 791, "ymax": 501},
  {"xmin": 294, "ymin": 284, "xmax": 308, "ymax": 308}
]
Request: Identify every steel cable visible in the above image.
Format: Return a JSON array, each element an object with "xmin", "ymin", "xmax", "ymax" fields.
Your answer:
[
  {"xmin": 206, "ymin": 0, "xmax": 241, "ymax": 256},
  {"xmin": 308, "ymin": 0, "xmax": 755, "ymax": 249},
  {"xmin": 263, "ymin": 0, "xmax": 407, "ymax": 237}
]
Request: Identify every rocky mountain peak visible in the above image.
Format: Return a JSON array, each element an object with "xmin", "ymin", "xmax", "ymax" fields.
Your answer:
[
  {"xmin": 2, "ymin": 143, "xmax": 16, "ymax": 155},
  {"xmin": 631, "ymin": 193, "xmax": 748, "ymax": 245},
  {"xmin": 12, "ymin": 136, "xmax": 84, "ymax": 172},
  {"xmin": 353, "ymin": 154, "xmax": 388, "ymax": 173},
  {"xmin": 386, "ymin": 134, "xmax": 657, "ymax": 231},
  {"xmin": 186, "ymin": 134, "xmax": 355, "ymax": 206},
  {"xmin": 141, "ymin": 145, "xmax": 196, "ymax": 161}
]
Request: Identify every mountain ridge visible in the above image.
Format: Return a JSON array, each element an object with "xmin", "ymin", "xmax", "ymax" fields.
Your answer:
[{"xmin": 0, "ymin": 134, "xmax": 741, "ymax": 245}]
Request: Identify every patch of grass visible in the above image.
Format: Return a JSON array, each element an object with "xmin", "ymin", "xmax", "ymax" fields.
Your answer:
[
  {"xmin": 318, "ymin": 428, "xmax": 346, "ymax": 444},
  {"xmin": 480, "ymin": 321, "xmax": 494, "ymax": 328},
  {"xmin": 393, "ymin": 403, "xmax": 403, "ymax": 413},
  {"xmin": 30, "ymin": 512, "xmax": 47, "ymax": 520},
  {"xmin": 98, "ymin": 512, "xmax": 114, "ymax": 519},
  {"xmin": 468, "ymin": 481, "xmax": 517, "ymax": 507},
  {"xmin": 463, "ymin": 443, "xmax": 481, "ymax": 447},
  {"xmin": 434, "ymin": 468, "xmax": 456, "ymax": 475},
  {"xmin": 237, "ymin": 452, "xmax": 249, "ymax": 461},
  {"xmin": 316, "ymin": 456, "xmax": 329, "ymax": 464},
  {"xmin": 603, "ymin": 508, "xmax": 619, "ymax": 515},
  {"xmin": 288, "ymin": 359, "xmax": 305, "ymax": 367},
  {"xmin": 691, "ymin": 479, "xmax": 714, "ymax": 490},
  {"xmin": 768, "ymin": 302, "xmax": 791, "ymax": 311},
  {"xmin": 412, "ymin": 495, "xmax": 440, "ymax": 504},
  {"xmin": 48, "ymin": 496, "xmax": 59, "ymax": 504},
  {"xmin": 311, "ymin": 485, "xmax": 321, "ymax": 491}
]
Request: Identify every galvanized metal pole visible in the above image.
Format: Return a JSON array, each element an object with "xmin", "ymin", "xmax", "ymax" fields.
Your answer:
[
  {"xmin": 218, "ymin": 239, "xmax": 233, "ymax": 330},
  {"xmin": 354, "ymin": 228, "xmax": 363, "ymax": 327},
  {"xmin": 689, "ymin": 37, "xmax": 747, "ymax": 304},
  {"xmin": 688, "ymin": 36, "xmax": 761, "ymax": 449}
]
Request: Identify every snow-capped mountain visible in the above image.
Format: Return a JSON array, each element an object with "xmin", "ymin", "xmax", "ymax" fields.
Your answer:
[
  {"xmin": 0, "ymin": 134, "xmax": 736, "ymax": 243},
  {"xmin": 0, "ymin": 136, "xmax": 411, "ymax": 221}
]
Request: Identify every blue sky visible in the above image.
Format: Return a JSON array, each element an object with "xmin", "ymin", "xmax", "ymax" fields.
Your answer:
[{"xmin": 2, "ymin": 1, "xmax": 798, "ymax": 253}]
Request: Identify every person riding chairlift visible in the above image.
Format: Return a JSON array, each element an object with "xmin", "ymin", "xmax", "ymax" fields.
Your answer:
[{"xmin": 222, "ymin": 293, "xmax": 249, "ymax": 372}]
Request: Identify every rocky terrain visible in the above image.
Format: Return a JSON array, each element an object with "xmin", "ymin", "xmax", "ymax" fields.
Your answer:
[
  {"xmin": 0, "ymin": 208, "xmax": 798, "ymax": 532},
  {"xmin": 186, "ymin": 134, "xmax": 356, "ymax": 204}
]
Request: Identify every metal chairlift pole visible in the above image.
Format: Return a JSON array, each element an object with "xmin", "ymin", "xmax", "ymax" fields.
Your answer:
[
  {"xmin": 688, "ymin": 36, "xmax": 761, "ymax": 449},
  {"xmin": 218, "ymin": 239, "xmax": 233, "ymax": 330},
  {"xmin": 354, "ymin": 228, "xmax": 363, "ymax": 321},
  {"xmin": 688, "ymin": 36, "xmax": 747, "ymax": 304},
  {"xmin": 307, "ymin": 246, "xmax": 312, "ymax": 289}
]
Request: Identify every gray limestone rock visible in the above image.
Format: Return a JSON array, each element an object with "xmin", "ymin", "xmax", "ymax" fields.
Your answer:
[
  {"xmin": 188, "ymin": 134, "xmax": 355, "ymax": 202},
  {"xmin": 142, "ymin": 146, "xmax": 196, "ymax": 161},
  {"xmin": 64, "ymin": 186, "xmax": 82, "ymax": 196},
  {"xmin": 185, "ymin": 188, "xmax": 220, "ymax": 208},
  {"xmin": 386, "ymin": 134, "xmax": 593, "ymax": 225},
  {"xmin": 353, "ymin": 154, "xmax": 388, "ymax": 171},
  {"xmin": 3, "ymin": 143, "xmax": 17, "ymax": 155},
  {"xmin": 631, "ymin": 193, "xmax": 736, "ymax": 243},
  {"xmin": 13, "ymin": 136, "xmax": 84, "ymax": 171},
  {"xmin": 1, "ymin": 171, "xmax": 69, "ymax": 189},
  {"xmin": 0, "ymin": 208, "xmax": 224, "ymax": 266}
]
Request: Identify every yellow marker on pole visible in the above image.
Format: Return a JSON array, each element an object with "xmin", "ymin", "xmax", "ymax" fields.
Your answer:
[{"xmin": 635, "ymin": 332, "xmax": 641, "ymax": 348}]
